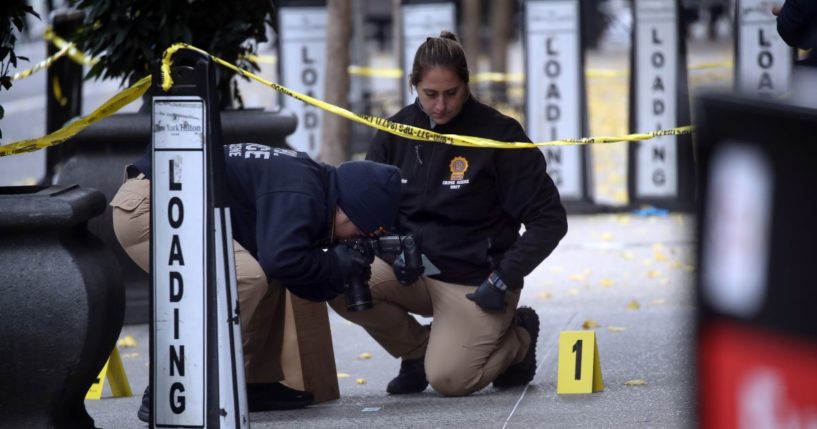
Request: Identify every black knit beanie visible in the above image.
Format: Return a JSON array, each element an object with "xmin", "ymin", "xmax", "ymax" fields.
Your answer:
[{"xmin": 336, "ymin": 160, "xmax": 401, "ymax": 235}]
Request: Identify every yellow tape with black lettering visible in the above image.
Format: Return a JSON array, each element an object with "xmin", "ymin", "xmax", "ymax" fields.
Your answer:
[
  {"xmin": 689, "ymin": 60, "xmax": 733, "ymax": 71},
  {"xmin": 346, "ymin": 62, "xmax": 731, "ymax": 81},
  {"xmin": 1, "ymin": 43, "xmax": 698, "ymax": 158},
  {"xmin": 11, "ymin": 45, "xmax": 71, "ymax": 81},
  {"xmin": 41, "ymin": 23, "xmax": 731, "ymax": 82},
  {"xmin": 52, "ymin": 75, "xmax": 68, "ymax": 107},
  {"xmin": 225, "ymin": 55, "xmax": 405, "ymax": 78},
  {"xmin": 471, "ymin": 72, "xmax": 524, "ymax": 83},
  {"xmin": 584, "ymin": 61, "xmax": 733, "ymax": 79},
  {"xmin": 0, "ymin": 76, "xmax": 150, "ymax": 157},
  {"xmin": 43, "ymin": 27, "xmax": 99, "ymax": 67},
  {"xmin": 244, "ymin": 54, "xmax": 277, "ymax": 65},
  {"xmin": 348, "ymin": 65, "xmax": 403, "ymax": 79},
  {"xmin": 161, "ymin": 43, "xmax": 695, "ymax": 150}
]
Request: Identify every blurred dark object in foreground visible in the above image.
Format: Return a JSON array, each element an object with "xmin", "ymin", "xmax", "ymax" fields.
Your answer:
[{"xmin": 695, "ymin": 86, "xmax": 817, "ymax": 428}]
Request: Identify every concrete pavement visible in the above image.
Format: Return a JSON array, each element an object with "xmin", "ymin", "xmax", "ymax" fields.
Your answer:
[{"xmin": 85, "ymin": 212, "xmax": 696, "ymax": 428}]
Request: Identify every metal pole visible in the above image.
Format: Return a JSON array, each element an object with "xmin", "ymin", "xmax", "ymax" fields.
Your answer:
[{"xmin": 45, "ymin": 9, "xmax": 84, "ymax": 181}]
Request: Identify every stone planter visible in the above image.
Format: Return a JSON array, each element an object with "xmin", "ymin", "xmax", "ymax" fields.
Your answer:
[{"xmin": 0, "ymin": 185, "xmax": 124, "ymax": 429}]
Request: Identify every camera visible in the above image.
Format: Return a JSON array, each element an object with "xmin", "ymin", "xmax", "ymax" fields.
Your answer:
[{"xmin": 340, "ymin": 234, "xmax": 421, "ymax": 312}]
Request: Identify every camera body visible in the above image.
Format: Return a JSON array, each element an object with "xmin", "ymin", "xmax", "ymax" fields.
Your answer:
[{"xmin": 341, "ymin": 234, "xmax": 421, "ymax": 311}]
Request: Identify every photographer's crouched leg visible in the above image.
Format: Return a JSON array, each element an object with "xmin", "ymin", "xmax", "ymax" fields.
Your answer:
[
  {"xmin": 328, "ymin": 257, "xmax": 533, "ymax": 397},
  {"xmin": 329, "ymin": 257, "xmax": 433, "ymax": 393},
  {"xmin": 110, "ymin": 175, "xmax": 312, "ymax": 423}
]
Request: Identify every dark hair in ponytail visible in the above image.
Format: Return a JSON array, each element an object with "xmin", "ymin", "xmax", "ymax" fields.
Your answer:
[{"xmin": 409, "ymin": 31, "xmax": 470, "ymax": 88}]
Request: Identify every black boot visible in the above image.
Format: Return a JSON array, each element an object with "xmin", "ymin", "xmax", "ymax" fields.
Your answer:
[
  {"xmin": 247, "ymin": 382, "xmax": 314, "ymax": 411},
  {"xmin": 493, "ymin": 306, "xmax": 540, "ymax": 388},
  {"xmin": 137, "ymin": 385, "xmax": 150, "ymax": 423},
  {"xmin": 386, "ymin": 357, "xmax": 428, "ymax": 394}
]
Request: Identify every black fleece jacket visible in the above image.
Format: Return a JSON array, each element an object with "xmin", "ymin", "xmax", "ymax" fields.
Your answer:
[
  {"xmin": 777, "ymin": 0, "xmax": 817, "ymax": 66},
  {"xmin": 366, "ymin": 96, "xmax": 567, "ymax": 289},
  {"xmin": 134, "ymin": 143, "xmax": 340, "ymax": 302}
]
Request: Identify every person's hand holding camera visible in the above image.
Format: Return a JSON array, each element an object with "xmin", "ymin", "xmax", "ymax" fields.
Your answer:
[
  {"xmin": 466, "ymin": 271, "xmax": 510, "ymax": 312},
  {"xmin": 392, "ymin": 256, "xmax": 424, "ymax": 285},
  {"xmin": 392, "ymin": 234, "xmax": 424, "ymax": 285},
  {"xmin": 329, "ymin": 244, "xmax": 370, "ymax": 293}
]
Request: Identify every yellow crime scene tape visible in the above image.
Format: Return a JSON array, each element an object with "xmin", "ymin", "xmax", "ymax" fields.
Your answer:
[
  {"xmin": 348, "ymin": 65, "xmax": 404, "ymax": 79},
  {"xmin": 161, "ymin": 43, "xmax": 695, "ymax": 149},
  {"xmin": 240, "ymin": 54, "xmax": 730, "ymax": 80},
  {"xmin": 472, "ymin": 72, "xmax": 524, "ymax": 83},
  {"xmin": 25, "ymin": 27, "xmax": 732, "ymax": 86},
  {"xmin": 9, "ymin": 28, "xmax": 99, "ymax": 83},
  {"xmin": 43, "ymin": 28, "xmax": 99, "ymax": 66},
  {"xmin": 11, "ymin": 45, "xmax": 71, "ymax": 81},
  {"xmin": 244, "ymin": 53, "xmax": 277, "ymax": 65},
  {"xmin": 0, "ymin": 43, "xmax": 696, "ymax": 157},
  {"xmin": 0, "ymin": 76, "xmax": 150, "ymax": 157}
]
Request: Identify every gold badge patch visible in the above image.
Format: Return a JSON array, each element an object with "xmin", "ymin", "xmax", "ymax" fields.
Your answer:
[{"xmin": 449, "ymin": 156, "xmax": 469, "ymax": 181}]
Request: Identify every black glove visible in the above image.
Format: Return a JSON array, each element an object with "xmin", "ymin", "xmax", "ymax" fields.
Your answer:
[
  {"xmin": 328, "ymin": 245, "xmax": 370, "ymax": 294},
  {"xmin": 466, "ymin": 272, "xmax": 509, "ymax": 312},
  {"xmin": 393, "ymin": 234, "xmax": 424, "ymax": 285},
  {"xmin": 392, "ymin": 255, "xmax": 424, "ymax": 285}
]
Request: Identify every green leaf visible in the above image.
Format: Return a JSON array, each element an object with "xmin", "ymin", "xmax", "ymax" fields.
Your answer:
[
  {"xmin": 11, "ymin": 17, "xmax": 24, "ymax": 32},
  {"xmin": 24, "ymin": 5, "xmax": 42, "ymax": 20},
  {"xmin": 66, "ymin": 0, "xmax": 276, "ymax": 88},
  {"xmin": 114, "ymin": 28, "xmax": 127, "ymax": 47}
]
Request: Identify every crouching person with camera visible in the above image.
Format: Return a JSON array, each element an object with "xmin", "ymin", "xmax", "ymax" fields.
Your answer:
[
  {"xmin": 328, "ymin": 33, "xmax": 568, "ymax": 398},
  {"xmin": 110, "ymin": 143, "xmax": 401, "ymax": 422}
]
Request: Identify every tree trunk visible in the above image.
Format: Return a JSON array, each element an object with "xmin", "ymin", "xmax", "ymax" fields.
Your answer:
[
  {"xmin": 320, "ymin": 0, "xmax": 353, "ymax": 165},
  {"xmin": 462, "ymin": 0, "xmax": 482, "ymax": 63},
  {"xmin": 489, "ymin": 0, "xmax": 511, "ymax": 104}
]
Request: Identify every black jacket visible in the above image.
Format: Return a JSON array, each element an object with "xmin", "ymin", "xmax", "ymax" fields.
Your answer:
[
  {"xmin": 366, "ymin": 96, "xmax": 567, "ymax": 289},
  {"xmin": 135, "ymin": 143, "xmax": 340, "ymax": 302},
  {"xmin": 777, "ymin": 0, "xmax": 817, "ymax": 67}
]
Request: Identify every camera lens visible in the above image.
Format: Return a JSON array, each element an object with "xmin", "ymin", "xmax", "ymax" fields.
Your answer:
[{"xmin": 346, "ymin": 276, "xmax": 373, "ymax": 311}]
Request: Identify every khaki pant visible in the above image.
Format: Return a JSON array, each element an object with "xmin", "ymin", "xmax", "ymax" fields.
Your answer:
[
  {"xmin": 110, "ymin": 175, "xmax": 285, "ymax": 383},
  {"xmin": 329, "ymin": 258, "xmax": 531, "ymax": 396}
]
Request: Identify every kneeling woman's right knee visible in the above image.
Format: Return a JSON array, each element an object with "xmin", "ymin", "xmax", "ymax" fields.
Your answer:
[{"xmin": 427, "ymin": 364, "xmax": 481, "ymax": 397}]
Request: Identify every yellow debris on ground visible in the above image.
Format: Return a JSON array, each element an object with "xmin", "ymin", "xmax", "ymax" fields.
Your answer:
[
  {"xmin": 582, "ymin": 320, "xmax": 600, "ymax": 329},
  {"xmin": 117, "ymin": 336, "xmax": 138, "ymax": 348},
  {"xmin": 536, "ymin": 292, "xmax": 553, "ymax": 300}
]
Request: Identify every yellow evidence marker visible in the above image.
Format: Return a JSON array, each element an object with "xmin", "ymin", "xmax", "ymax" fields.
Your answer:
[
  {"xmin": 557, "ymin": 330, "xmax": 604, "ymax": 394},
  {"xmin": 85, "ymin": 347, "xmax": 133, "ymax": 400}
]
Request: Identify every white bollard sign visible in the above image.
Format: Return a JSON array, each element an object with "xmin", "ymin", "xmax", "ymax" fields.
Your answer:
[
  {"xmin": 152, "ymin": 97, "xmax": 208, "ymax": 427},
  {"xmin": 401, "ymin": 1, "xmax": 456, "ymax": 105},
  {"xmin": 735, "ymin": 0, "xmax": 793, "ymax": 97},
  {"xmin": 279, "ymin": 5, "xmax": 327, "ymax": 158},
  {"xmin": 525, "ymin": 0, "xmax": 586, "ymax": 201},
  {"xmin": 633, "ymin": 0, "xmax": 679, "ymax": 198}
]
